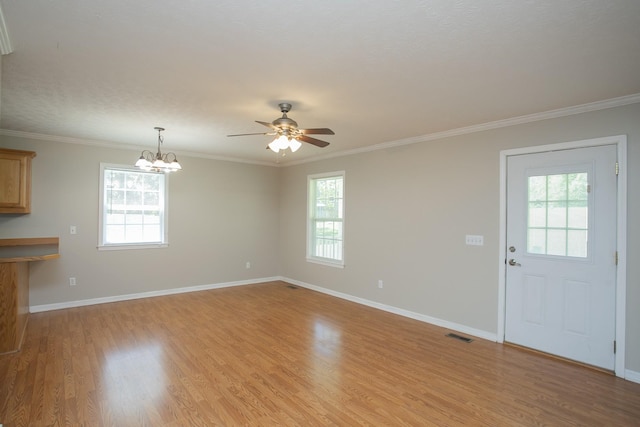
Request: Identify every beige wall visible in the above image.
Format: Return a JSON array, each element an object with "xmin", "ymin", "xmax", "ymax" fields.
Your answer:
[
  {"xmin": 0, "ymin": 136, "xmax": 280, "ymax": 305},
  {"xmin": 0, "ymin": 102, "xmax": 638, "ymax": 373},
  {"xmin": 279, "ymin": 102, "xmax": 640, "ymax": 372}
]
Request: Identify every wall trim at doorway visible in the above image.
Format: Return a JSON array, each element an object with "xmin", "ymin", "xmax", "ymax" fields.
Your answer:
[{"xmin": 497, "ymin": 135, "xmax": 628, "ymax": 379}]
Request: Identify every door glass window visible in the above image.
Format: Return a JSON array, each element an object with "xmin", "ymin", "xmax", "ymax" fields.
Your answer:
[{"xmin": 527, "ymin": 173, "xmax": 588, "ymax": 257}]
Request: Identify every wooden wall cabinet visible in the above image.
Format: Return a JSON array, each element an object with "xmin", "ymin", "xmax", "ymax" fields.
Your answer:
[{"xmin": 0, "ymin": 148, "xmax": 37, "ymax": 214}]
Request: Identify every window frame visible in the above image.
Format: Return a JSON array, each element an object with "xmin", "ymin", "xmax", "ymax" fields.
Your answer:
[
  {"xmin": 98, "ymin": 163, "xmax": 169, "ymax": 251},
  {"xmin": 307, "ymin": 171, "xmax": 345, "ymax": 268},
  {"xmin": 526, "ymin": 171, "xmax": 590, "ymax": 259}
]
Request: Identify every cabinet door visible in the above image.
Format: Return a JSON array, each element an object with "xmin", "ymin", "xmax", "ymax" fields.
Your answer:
[{"xmin": 0, "ymin": 149, "xmax": 36, "ymax": 214}]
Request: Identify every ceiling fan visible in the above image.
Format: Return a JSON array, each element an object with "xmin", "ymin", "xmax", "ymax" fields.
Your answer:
[{"xmin": 227, "ymin": 103, "xmax": 334, "ymax": 153}]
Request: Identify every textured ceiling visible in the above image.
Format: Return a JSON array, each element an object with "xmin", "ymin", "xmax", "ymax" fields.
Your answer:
[{"xmin": 0, "ymin": 0, "xmax": 639, "ymax": 165}]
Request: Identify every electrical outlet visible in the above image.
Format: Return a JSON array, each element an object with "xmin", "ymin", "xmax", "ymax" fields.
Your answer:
[
  {"xmin": 246, "ymin": 261, "xmax": 251, "ymax": 269},
  {"xmin": 378, "ymin": 280, "xmax": 384, "ymax": 289},
  {"xmin": 69, "ymin": 277, "xmax": 77, "ymax": 286},
  {"xmin": 465, "ymin": 235, "xmax": 484, "ymax": 246}
]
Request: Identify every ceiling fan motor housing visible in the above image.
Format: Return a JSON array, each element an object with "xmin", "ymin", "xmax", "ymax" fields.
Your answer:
[
  {"xmin": 273, "ymin": 103, "xmax": 298, "ymax": 130},
  {"xmin": 272, "ymin": 116, "xmax": 298, "ymax": 130}
]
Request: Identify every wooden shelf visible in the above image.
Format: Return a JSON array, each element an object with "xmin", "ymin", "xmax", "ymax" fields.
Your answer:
[{"xmin": 0, "ymin": 237, "xmax": 60, "ymax": 262}]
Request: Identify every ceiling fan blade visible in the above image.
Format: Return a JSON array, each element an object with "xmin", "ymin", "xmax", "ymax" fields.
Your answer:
[
  {"xmin": 298, "ymin": 134, "xmax": 330, "ymax": 148},
  {"xmin": 227, "ymin": 132, "xmax": 272, "ymax": 137},
  {"xmin": 299, "ymin": 128, "xmax": 335, "ymax": 135},
  {"xmin": 256, "ymin": 120, "xmax": 278, "ymax": 130}
]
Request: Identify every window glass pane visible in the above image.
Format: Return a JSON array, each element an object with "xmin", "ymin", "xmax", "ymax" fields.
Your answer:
[
  {"xmin": 126, "ymin": 173, "xmax": 143, "ymax": 190},
  {"xmin": 125, "ymin": 225, "xmax": 143, "ymax": 243},
  {"xmin": 128, "ymin": 190, "xmax": 143, "ymax": 206},
  {"xmin": 568, "ymin": 200, "xmax": 588, "ymax": 229},
  {"xmin": 107, "ymin": 171, "xmax": 125, "ymax": 189},
  {"xmin": 567, "ymin": 230, "xmax": 588, "ymax": 257},
  {"xmin": 528, "ymin": 201, "xmax": 546, "ymax": 227},
  {"xmin": 568, "ymin": 173, "xmax": 588, "ymax": 200},
  {"xmin": 144, "ymin": 174, "xmax": 160, "ymax": 191},
  {"xmin": 144, "ymin": 212, "xmax": 160, "ymax": 224},
  {"xmin": 547, "ymin": 201, "xmax": 567, "ymax": 228},
  {"xmin": 334, "ymin": 222, "xmax": 343, "ymax": 240},
  {"xmin": 547, "ymin": 174, "xmax": 567, "ymax": 200},
  {"xmin": 547, "ymin": 229, "xmax": 567, "ymax": 256},
  {"xmin": 106, "ymin": 211, "xmax": 124, "ymax": 225},
  {"xmin": 127, "ymin": 211, "xmax": 143, "ymax": 225},
  {"xmin": 528, "ymin": 176, "xmax": 547, "ymax": 201},
  {"xmin": 108, "ymin": 190, "xmax": 125, "ymax": 205},
  {"xmin": 143, "ymin": 225, "xmax": 161, "ymax": 242},
  {"xmin": 144, "ymin": 191, "xmax": 159, "ymax": 206},
  {"xmin": 317, "ymin": 180, "xmax": 326, "ymax": 196},
  {"xmin": 527, "ymin": 228, "xmax": 546, "ymax": 254},
  {"xmin": 527, "ymin": 172, "xmax": 588, "ymax": 258},
  {"xmin": 106, "ymin": 225, "xmax": 125, "ymax": 244}
]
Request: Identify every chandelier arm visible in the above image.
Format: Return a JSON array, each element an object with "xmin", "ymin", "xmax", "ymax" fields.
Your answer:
[{"xmin": 135, "ymin": 127, "xmax": 181, "ymax": 172}]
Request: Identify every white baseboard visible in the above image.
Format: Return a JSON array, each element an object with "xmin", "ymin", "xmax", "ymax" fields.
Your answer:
[
  {"xmin": 30, "ymin": 276, "xmax": 639, "ymax": 385},
  {"xmin": 281, "ymin": 276, "xmax": 498, "ymax": 342},
  {"xmin": 625, "ymin": 369, "xmax": 640, "ymax": 384},
  {"xmin": 29, "ymin": 277, "xmax": 280, "ymax": 313}
]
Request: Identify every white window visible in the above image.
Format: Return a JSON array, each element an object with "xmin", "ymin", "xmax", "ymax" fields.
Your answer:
[
  {"xmin": 527, "ymin": 172, "xmax": 589, "ymax": 258},
  {"xmin": 307, "ymin": 171, "xmax": 345, "ymax": 267},
  {"xmin": 99, "ymin": 164, "xmax": 168, "ymax": 250}
]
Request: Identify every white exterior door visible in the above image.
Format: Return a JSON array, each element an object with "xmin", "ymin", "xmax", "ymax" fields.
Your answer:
[{"xmin": 505, "ymin": 145, "xmax": 618, "ymax": 370}]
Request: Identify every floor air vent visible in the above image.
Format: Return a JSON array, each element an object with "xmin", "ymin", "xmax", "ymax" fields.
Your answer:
[
  {"xmin": 446, "ymin": 333, "xmax": 473, "ymax": 343},
  {"xmin": 287, "ymin": 285, "xmax": 298, "ymax": 289}
]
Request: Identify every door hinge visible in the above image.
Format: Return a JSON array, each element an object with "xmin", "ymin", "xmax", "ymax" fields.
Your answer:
[
  {"xmin": 587, "ymin": 184, "xmax": 591, "ymax": 194},
  {"xmin": 614, "ymin": 340, "xmax": 617, "ymax": 354},
  {"xmin": 615, "ymin": 161, "xmax": 619, "ymax": 176},
  {"xmin": 615, "ymin": 251, "xmax": 619, "ymax": 266}
]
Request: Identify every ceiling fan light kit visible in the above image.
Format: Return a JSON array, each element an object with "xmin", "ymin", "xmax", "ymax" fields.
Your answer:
[
  {"xmin": 135, "ymin": 127, "xmax": 182, "ymax": 172},
  {"xmin": 228, "ymin": 103, "xmax": 334, "ymax": 154}
]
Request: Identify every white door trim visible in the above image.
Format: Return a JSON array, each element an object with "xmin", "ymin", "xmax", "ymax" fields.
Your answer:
[{"xmin": 497, "ymin": 135, "xmax": 627, "ymax": 378}]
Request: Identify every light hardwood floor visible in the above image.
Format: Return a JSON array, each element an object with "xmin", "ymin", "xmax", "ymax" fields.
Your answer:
[{"xmin": 1, "ymin": 281, "xmax": 639, "ymax": 426}]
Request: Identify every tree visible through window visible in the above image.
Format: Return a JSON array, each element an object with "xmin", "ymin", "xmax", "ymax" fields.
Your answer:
[
  {"xmin": 308, "ymin": 172, "xmax": 344, "ymax": 266},
  {"xmin": 99, "ymin": 164, "xmax": 168, "ymax": 248}
]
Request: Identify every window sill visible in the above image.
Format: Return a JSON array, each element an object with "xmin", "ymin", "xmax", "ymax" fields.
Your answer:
[
  {"xmin": 98, "ymin": 243, "xmax": 168, "ymax": 251},
  {"xmin": 306, "ymin": 257, "xmax": 344, "ymax": 268}
]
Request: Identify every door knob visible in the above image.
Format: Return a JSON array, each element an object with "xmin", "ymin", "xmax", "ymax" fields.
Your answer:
[{"xmin": 508, "ymin": 259, "xmax": 521, "ymax": 266}]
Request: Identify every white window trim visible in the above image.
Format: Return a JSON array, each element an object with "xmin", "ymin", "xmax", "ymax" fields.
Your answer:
[
  {"xmin": 98, "ymin": 163, "xmax": 169, "ymax": 251},
  {"xmin": 307, "ymin": 170, "xmax": 345, "ymax": 268}
]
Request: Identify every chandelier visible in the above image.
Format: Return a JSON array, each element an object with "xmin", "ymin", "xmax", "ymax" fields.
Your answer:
[{"xmin": 135, "ymin": 127, "xmax": 182, "ymax": 172}]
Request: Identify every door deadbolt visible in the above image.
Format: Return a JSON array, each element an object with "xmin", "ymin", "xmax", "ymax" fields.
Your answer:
[{"xmin": 509, "ymin": 246, "xmax": 516, "ymax": 253}]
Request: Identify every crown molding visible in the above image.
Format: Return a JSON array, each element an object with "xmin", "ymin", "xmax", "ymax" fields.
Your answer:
[
  {"xmin": 0, "ymin": 3, "xmax": 13, "ymax": 55},
  {"xmin": 0, "ymin": 129, "xmax": 277, "ymax": 167},
  {"xmin": 1, "ymin": 93, "xmax": 638, "ymax": 168},
  {"xmin": 283, "ymin": 93, "xmax": 640, "ymax": 167}
]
